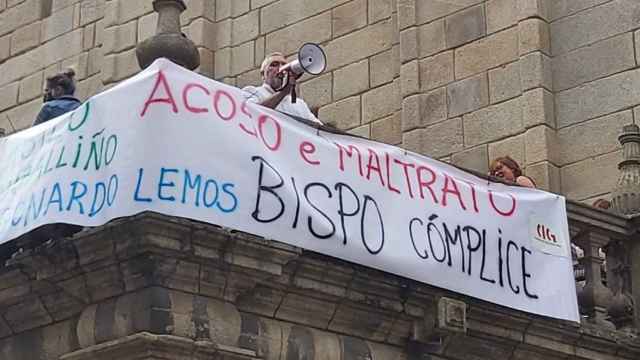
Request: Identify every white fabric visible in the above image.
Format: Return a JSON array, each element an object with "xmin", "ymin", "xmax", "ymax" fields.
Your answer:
[
  {"xmin": 242, "ymin": 83, "xmax": 322, "ymax": 124},
  {"xmin": 0, "ymin": 59, "xmax": 578, "ymax": 322}
]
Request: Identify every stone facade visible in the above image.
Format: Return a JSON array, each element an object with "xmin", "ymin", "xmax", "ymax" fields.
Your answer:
[{"xmin": 0, "ymin": 0, "xmax": 637, "ymax": 203}]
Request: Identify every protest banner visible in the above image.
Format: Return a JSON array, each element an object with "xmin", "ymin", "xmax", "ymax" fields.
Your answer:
[{"xmin": 0, "ymin": 59, "xmax": 579, "ymax": 322}]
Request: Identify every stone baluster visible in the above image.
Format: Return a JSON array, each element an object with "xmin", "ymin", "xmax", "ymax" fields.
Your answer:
[
  {"xmin": 573, "ymin": 231, "xmax": 614, "ymax": 327},
  {"xmin": 604, "ymin": 240, "xmax": 635, "ymax": 331},
  {"xmin": 136, "ymin": 0, "xmax": 200, "ymax": 70}
]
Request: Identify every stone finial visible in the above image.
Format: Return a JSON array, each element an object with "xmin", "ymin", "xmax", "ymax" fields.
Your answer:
[
  {"xmin": 612, "ymin": 124, "xmax": 640, "ymax": 215},
  {"xmin": 136, "ymin": 0, "xmax": 200, "ymax": 70}
]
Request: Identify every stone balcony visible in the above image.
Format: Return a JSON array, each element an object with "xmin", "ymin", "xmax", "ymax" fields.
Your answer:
[{"xmin": 0, "ymin": 201, "xmax": 639, "ymax": 359}]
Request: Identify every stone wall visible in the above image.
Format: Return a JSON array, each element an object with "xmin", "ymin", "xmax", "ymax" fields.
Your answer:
[{"xmin": 0, "ymin": 0, "xmax": 638, "ymax": 202}]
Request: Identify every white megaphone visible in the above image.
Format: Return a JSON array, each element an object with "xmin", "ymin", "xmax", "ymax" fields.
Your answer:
[{"xmin": 279, "ymin": 43, "xmax": 327, "ymax": 76}]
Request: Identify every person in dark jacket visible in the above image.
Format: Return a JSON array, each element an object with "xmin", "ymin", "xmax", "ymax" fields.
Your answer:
[{"xmin": 33, "ymin": 68, "xmax": 82, "ymax": 126}]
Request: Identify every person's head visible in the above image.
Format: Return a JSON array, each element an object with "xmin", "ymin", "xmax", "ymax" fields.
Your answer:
[
  {"xmin": 592, "ymin": 198, "xmax": 611, "ymax": 210},
  {"xmin": 44, "ymin": 68, "xmax": 76, "ymax": 102},
  {"xmin": 489, "ymin": 156, "xmax": 523, "ymax": 183},
  {"xmin": 260, "ymin": 52, "xmax": 287, "ymax": 90}
]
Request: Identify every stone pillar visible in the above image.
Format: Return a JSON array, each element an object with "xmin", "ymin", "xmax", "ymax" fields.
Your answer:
[{"xmin": 136, "ymin": 0, "xmax": 200, "ymax": 70}]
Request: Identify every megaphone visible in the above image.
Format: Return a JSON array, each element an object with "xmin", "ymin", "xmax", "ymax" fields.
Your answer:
[{"xmin": 279, "ymin": 43, "xmax": 327, "ymax": 76}]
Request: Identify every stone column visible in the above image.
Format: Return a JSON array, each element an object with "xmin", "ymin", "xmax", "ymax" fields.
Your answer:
[{"xmin": 136, "ymin": 0, "xmax": 200, "ymax": 70}]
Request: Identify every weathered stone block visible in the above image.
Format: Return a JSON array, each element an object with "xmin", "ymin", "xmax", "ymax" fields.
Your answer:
[
  {"xmin": 524, "ymin": 125, "xmax": 557, "ymax": 165},
  {"xmin": 299, "ymin": 72, "xmax": 333, "ymax": 109},
  {"xmin": 254, "ymin": 36, "xmax": 265, "ymax": 67},
  {"xmin": 517, "ymin": 0, "xmax": 550, "ymax": 21},
  {"xmin": 399, "ymin": 27, "xmax": 418, "ymax": 63},
  {"xmin": 117, "ymin": 0, "xmax": 153, "ymax": 25},
  {"xmin": 214, "ymin": 47, "xmax": 231, "ymax": 78},
  {"xmin": 216, "ymin": 0, "xmax": 231, "ymax": 20},
  {"xmin": 369, "ymin": 0, "xmax": 393, "ymax": 24},
  {"xmin": 10, "ymin": 21, "xmax": 40, "ymax": 55},
  {"xmin": 417, "ymin": 19, "xmax": 445, "ymax": 58},
  {"xmin": 552, "ymin": 33, "xmax": 635, "ymax": 92},
  {"xmin": 334, "ymin": 58, "xmax": 369, "ymax": 100},
  {"xmin": 266, "ymin": 12, "xmax": 332, "ymax": 57},
  {"xmin": 488, "ymin": 134, "xmax": 525, "ymax": 167},
  {"xmin": 260, "ymin": 0, "xmax": 350, "ymax": 34},
  {"xmin": 197, "ymin": 47, "xmax": 214, "ymax": 77},
  {"xmin": 80, "ymin": 0, "xmax": 105, "ymax": 26},
  {"xmin": 215, "ymin": 19, "xmax": 231, "ymax": 50},
  {"xmin": 519, "ymin": 18, "xmax": 550, "ymax": 55},
  {"xmin": 181, "ymin": 0, "xmax": 216, "ymax": 23},
  {"xmin": 488, "ymin": 61, "xmax": 521, "ymax": 103},
  {"xmin": 415, "ymin": 0, "xmax": 484, "ymax": 25},
  {"xmin": 487, "ymin": 0, "xmax": 518, "ymax": 34},
  {"xmin": 561, "ymin": 150, "xmax": 621, "ymax": 200},
  {"xmin": 232, "ymin": 0, "xmax": 250, "ymax": 16},
  {"xmin": 372, "ymin": 112, "xmax": 402, "ymax": 144},
  {"xmin": 525, "ymin": 161, "xmax": 560, "ymax": 192},
  {"xmin": 520, "ymin": 51, "xmax": 552, "ymax": 91},
  {"xmin": 324, "ymin": 19, "xmax": 393, "ymax": 71},
  {"xmin": 137, "ymin": 12, "xmax": 157, "ymax": 43},
  {"xmin": 231, "ymin": 41, "xmax": 255, "ymax": 75},
  {"xmin": 187, "ymin": 18, "xmax": 216, "ymax": 49},
  {"xmin": 550, "ymin": 0, "xmax": 610, "ymax": 21},
  {"xmin": 550, "ymin": 0, "xmax": 640, "ymax": 55},
  {"xmin": 87, "ymin": 46, "xmax": 103, "ymax": 76},
  {"xmin": 41, "ymin": 4, "xmax": 73, "ymax": 42},
  {"xmin": 333, "ymin": 0, "xmax": 367, "ymax": 38},
  {"xmin": 251, "ymin": 0, "xmax": 278, "ymax": 8},
  {"xmin": 522, "ymin": 88, "xmax": 555, "ymax": 128},
  {"xmin": 447, "ymin": 72, "xmax": 488, "ymax": 117},
  {"xmin": 445, "ymin": 4, "xmax": 485, "ymax": 48},
  {"xmin": 401, "ymin": 87, "xmax": 446, "ymax": 131},
  {"xmin": 232, "ymin": 9, "xmax": 259, "ymax": 46},
  {"xmin": 399, "ymin": 60, "xmax": 419, "ymax": 96},
  {"xmin": 102, "ymin": 20, "xmax": 137, "ymax": 54},
  {"xmin": 556, "ymin": 68, "xmax": 640, "ymax": 128},
  {"xmin": 18, "ymin": 71, "xmax": 42, "ymax": 103},
  {"xmin": 370, "ymin": 49, "xmax": 395, "ymax": 87},
  {"xmin": 83, "ymin": 23, "xmax": 95, "ymax": 50},
  {"xmin": 454, "ymin": 27, "xmax": 519, "ymax": 79},
  {"xmin": 95, "ymin": 18, "xmax": 104, "ymax": 46},
  {"xmin": 5, "ymin": 97, "xmax": 41, "ymax": 130},
  {"xmin": 419, "ymin": 50, "xmax": 453, "ymax": 91},
  {"xmin": 0, "ymin": 34, "xmax": 9, "ymax": 62},
  {"xmin": 236, "ymin": 68, "xmax": 261, "ymax": 89},
  {"xmin": 0, "ymin": 82, "xmax": 19, "ymax": 111},
  {"xmin": 463, "ymin": 97, "xmax": 523, "ymax": 147},
  {"xmin": 397, "ymin": 0, "xmax": 416, "ymax": 30},
  {"xmin": 319, "ymin": 96, "xmax": 361, "ymax": 129},
  {"xmin": 557, "ymin": 110, "xmax": 629, "ymax": 165},
  {"xmin": 452, "ymin": 145, "xmax": 489, "ymax": 174},
  {"xmin": 402, "ymin": 117, "xmax": 463, "ymax": 158},
  {"xmin": 349, "ymin": 123, "xmax": 370, "ymax": 137},
  {"xmin": 101, "ymin": 48, "xmax": 138, "ymax": 84},
  {"xmin": 362, "ymin": 80, "xmax": 400, "ymax": 122},
  {"xmin": 0, "ymin": 0, "xmax": 45, "ymax": 36}
]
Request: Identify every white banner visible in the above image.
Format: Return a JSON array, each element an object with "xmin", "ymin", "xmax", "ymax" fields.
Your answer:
[{"xmin": 0, "ymin": 59, "xmax": 579, "ymax": 322}]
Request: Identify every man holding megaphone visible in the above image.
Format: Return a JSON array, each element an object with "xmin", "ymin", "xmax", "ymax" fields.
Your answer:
[{"xmin": 242, "ymin": 44, "xmax": 326, "ymax": 125}]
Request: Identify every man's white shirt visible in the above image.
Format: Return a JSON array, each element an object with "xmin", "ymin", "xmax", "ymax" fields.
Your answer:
[{"xmin": 242, "ymin": 83, "xmax": 322, "ymax": 125}]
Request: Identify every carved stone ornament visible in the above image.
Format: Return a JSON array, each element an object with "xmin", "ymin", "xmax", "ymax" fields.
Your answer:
[
  {"xmin": 136, "ymin": 0, "xmax": 200, "ymax": 70},
  {"xmin": 612, "ymin": 124, "xmax": 640, "ymax": 215}
]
